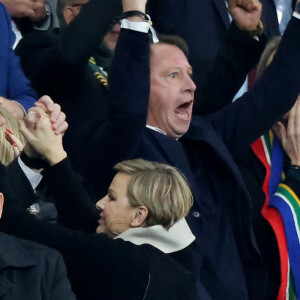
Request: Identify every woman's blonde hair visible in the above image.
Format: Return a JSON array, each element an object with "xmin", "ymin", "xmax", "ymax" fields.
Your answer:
[
  {"xmin": 0, "ymin": 107, "xmax": 25, "ymax": 165},
  {"xmin": 256, "ymin": 36, "xmax": 281, "ymax": 79},
  {"xmin": 114, "ymin": 159, "xmax": 193, "ymax": 229}
]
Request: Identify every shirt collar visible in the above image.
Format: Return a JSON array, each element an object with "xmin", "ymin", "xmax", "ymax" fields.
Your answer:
[
  {"xmin": 146, "ymin": 125, "xmax": 166, "ymax": 136},
  {"xmin": 18, "ymin": 156, "xmax": 43, "ymax": 190},
  {"xmin": 115, "ymin": 218, "xmax": 195, "ymax": 253}
]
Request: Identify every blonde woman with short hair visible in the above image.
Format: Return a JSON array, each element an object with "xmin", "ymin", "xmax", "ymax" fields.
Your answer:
[{"xmin": 1, "ymin": 109, "xmax": 197, "ymax": 300}]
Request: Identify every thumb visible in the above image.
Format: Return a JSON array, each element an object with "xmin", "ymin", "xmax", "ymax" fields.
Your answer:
[
  {"xmin": 18, "ymin": 119, "xmax": 35, "ymax": 143},
  {"xmin": 273, "ymin": 121, "xmax": 286, "ymax": 143}
]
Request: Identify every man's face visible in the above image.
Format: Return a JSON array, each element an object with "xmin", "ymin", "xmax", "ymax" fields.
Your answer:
[{"xmin": 147, "ymin": 43, "xmax": 196, "ymax": 139}]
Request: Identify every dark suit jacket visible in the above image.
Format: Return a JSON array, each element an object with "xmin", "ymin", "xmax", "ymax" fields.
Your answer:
[
  {"xmin": 6, "ymin": 159, "xmax": 58, "ymax": 222},
  {"xmin": 77, "ymin": 17, "xmax": 300, "ymax": 299},
  {"xmin": 0, "ymin": 3, "xmax": 36, "ymax": 111},
  {"xmin": 147, "ymin": 0, "xmax": 280, "ymax": 114},
  {"xmin": 0, "ymin": 232, "xmax": 75, "ymax": 300}
]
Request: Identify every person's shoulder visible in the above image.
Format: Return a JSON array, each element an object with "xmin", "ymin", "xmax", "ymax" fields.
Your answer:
[
  {"xmin": 0, "ymin": 3, "xmax": 8, "ymax": 14},
  {"xmin": 0, "ymin": 3, "xmax": 12, "ymax": 28},
  {"xmin": 16, "ymin": 29, "xmax": 58, "ymax": 53},
  {"xmin": 16, "ymin": 236, "xmax": 60, "ymax": 255},
  {"xmin": 0, "ymin": 2, "xmax": 5, "ymax": 12},
  {"xmin": 10, "ymin": 234, "xmax": 64, "ymax": 264}
]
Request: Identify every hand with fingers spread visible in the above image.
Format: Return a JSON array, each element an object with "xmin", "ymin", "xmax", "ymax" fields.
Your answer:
[
  {"xmin": 228, "ymin": 0, "xmax": 262, "ymax": 31},
  {"xmin": 273, "ymin": 97, "xmax": 300, "ymax": 165},
  {"xmin": 35, "ymin": 95, "xmax": 68, "ymax": 135},
  {"xmin": 0, "ymin": 113, "xmax": 25, "ymax": 163},
  {"xmin": 4, "ymin": 128, "xmax": 24, "ymax": 157},
  {"xmin": 19, "ymin": 107, "xmax": 67, "ymax": 166}
]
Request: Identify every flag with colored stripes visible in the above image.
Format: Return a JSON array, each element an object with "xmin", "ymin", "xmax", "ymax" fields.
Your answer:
[{"xmin": 251, "ymin": 131, "xmax": 299, "ymax": 299}]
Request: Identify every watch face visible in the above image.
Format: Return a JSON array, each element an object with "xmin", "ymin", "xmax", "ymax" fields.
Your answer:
[{"xmin": 249, "ymin": 20, "xmax": 264, "ymax": 37}]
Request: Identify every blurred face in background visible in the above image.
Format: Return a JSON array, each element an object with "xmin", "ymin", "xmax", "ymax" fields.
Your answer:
[{"xmin": 102, "ymin": 22, "xmax": 121, "ymax": 51}]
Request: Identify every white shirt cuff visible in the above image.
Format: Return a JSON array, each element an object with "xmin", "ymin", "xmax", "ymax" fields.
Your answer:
[
  {"xmin": 120, "ymin": 19, "xmax": 159, "ymax": 43},
  {"xmin": 121, "ymin": 19, "xmax": 151, "ymax": 32},
  {"xmin": 292, "ymin": 11, "xmax": 300, "ymax": 19},
  {"xmin": 12, "ymin": 100, "xmax": 26, "ymax": 115}
]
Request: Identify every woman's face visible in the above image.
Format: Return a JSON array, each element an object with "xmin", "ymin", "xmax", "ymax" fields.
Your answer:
[{"xmin": 95, "ymin": 173, "xmax": 136, "ymax": 237}]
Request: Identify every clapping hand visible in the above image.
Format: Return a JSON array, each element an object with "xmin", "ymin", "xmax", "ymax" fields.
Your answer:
[
  {"xmin": 273, "ymin": 97, "xmax": 300, "ymax": 166},
  {"xmin": 19, "ymin": 97, "xmax": 67, "ymax": 166},
  {"xmin": 34, "ymin": 95, "xmax": 68, "ymax": 135}
]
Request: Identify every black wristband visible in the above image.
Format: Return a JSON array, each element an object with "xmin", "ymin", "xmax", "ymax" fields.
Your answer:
[
  {"xmin": 120, "ymin": 10, "xmax": 150, "ymax": 22},
  {"xmin": 290, "ymin": 164, "xmax": 300, "ymax": 170},
  {"xmin": 20, "ymin": 152, "xmax": 50, "ymax": 170},
  {"xmin": 248, "ymin": 20, "xmax": 264, "ymax": 37},
  {"xmin": 287, "ymin": 165, "xmax": 300, "ymax": 181}
]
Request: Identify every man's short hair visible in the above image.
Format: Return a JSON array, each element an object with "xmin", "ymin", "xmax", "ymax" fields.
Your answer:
[
  {"xmin": 114, "ymin": 158, "xmax": 193, "ymax": 229},
  {"xmin": 154, "ymin": 34, "xmax": 189, "ymax": 57}
]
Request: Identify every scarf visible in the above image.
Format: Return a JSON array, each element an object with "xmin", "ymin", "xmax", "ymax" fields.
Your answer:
[{"xmin": 251, "ymin": 131, "xmax": 300, "ymax": 299}]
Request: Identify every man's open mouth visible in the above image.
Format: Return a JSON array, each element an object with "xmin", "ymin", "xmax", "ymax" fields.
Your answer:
[{"xmin": 174, "ymin": 101, "xmax": 193, "ymax": 120}]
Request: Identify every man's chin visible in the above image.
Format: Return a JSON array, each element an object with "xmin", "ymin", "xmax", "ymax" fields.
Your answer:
[
  {"xmin": 168, "ymin": 128, "xmax": 188, "ymax": 139},
  {"xmin": 96, "ymin": 225, "xmax": 105, "ymax": 234},
  {"xmin": 173, "ymin": 124, "xmax": 190, "ymax": 138}
]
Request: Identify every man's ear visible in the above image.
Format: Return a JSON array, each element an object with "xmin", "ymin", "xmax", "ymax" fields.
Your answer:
[
  {"xmin": 131, "ymin": 206, "xmax": 148, "ymax": 228},
  {"xmin": 63, "ymin": 6, "xmax": 79, "ymax": 24},
  {"xmin": 0, "ymin": 193, "xmax": 4, "ymax": 219}
]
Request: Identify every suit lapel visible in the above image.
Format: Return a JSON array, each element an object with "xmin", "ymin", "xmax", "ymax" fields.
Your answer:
[
  {"xmin": 185, "ymin": 118, "xmax": 246, "ymax": 188},
  {"xmin": 211, "ymin": 0, "xmax": 231, "ymax": 28},
  {"xmin": 146, "ymin": 129, "xmax": 201, "ymax": 204}
]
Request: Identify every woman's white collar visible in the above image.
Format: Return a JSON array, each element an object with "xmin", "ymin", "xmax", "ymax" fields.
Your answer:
[{"xmin": 115, "ymin": 218, "xmax": 195, "ymax": 253}]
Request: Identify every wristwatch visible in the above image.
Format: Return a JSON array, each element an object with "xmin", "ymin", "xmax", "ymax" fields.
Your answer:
[
  {"xmin": 248, "ymin": 20, "xmax": 264, "ymax": 38},
  {"xmin": 33, "ymin": 1, "xmax": 52, "ymax": 28}
]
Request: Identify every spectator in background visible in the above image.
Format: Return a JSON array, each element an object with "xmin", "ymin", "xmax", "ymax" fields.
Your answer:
[
  {"xmin": 0, "ymin": 3, "xmax": 36, "ymax": 119},
  {"xmin": 0, "ymin": 104, "xmax": 74, "ymax": 300},
  {"xmin": 15, "ymin": 0, "xmax": 122, "ymax": 164},
  {"xmin": 0, "ymin": 105, "xmax": 59, "ymax": 223},
  {"xmin": 1, "ymin": 0, "xmax": 58, "ymax": 47},
  {"xmin": 147, "ymin": 0, "xmax": 280, "ymax": 114},
  {"xmin": 235, "ymin": 36, "xmax": 300, "ymax": 299},
  {"xmin": 0, "ymin": 3, "xmax": 68, "ymax": 136},
  {"xmin": 0, "ymin": 110, "xmax": 75, "ymax": 300}
]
